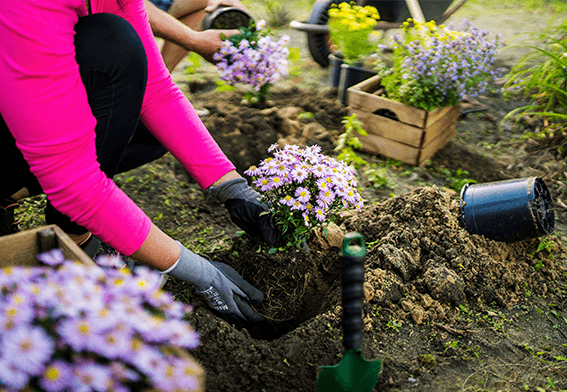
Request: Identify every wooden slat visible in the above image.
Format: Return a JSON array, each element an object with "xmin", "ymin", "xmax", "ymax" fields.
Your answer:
[
  {"xmin": 422, "ymin": 105, "xmax": 461, "ymax": 146},
  {"xmin": 357, "ymin": 133, "xmax": 421, "ymax": 165},
  {"xmin": 347, "ymin": 75, "xmax": 428, "ymax": 128},
  {"xmin": 349, "ymin": 108, "xmax": 424, "ymax": 148},
  {"xmin": 417, "ymin": 122, "xmax": 458, "ymax": 165}
]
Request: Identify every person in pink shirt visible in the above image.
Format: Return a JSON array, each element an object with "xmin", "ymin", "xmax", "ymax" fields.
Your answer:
[{"xmin": 0, "ymin": 0, "xmax": 276, "ymax": 323}]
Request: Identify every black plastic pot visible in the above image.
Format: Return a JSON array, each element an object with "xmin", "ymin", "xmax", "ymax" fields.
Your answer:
[
  {"xmin": 337, "ymin": 63, "xmax": 377, "ymax": 105},
  {"xmin": 328, "ymin": 52, "xmax": 344, "ymax": 88},
  {"xmin": 202, "ymin": 6, "xmax": 253, "ymax": 30},
  {"xmin": 459, "ymin": 177, "xmax": 555, "ymax": 242}
]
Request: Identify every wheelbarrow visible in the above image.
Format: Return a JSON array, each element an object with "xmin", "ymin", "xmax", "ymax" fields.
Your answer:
[{"xmin": 290, "ymin": 0, "xmax": 468, "ymax": 67}]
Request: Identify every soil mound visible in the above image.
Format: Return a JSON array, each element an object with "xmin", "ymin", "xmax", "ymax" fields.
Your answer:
[{"xmin": 346, "ymin": 186, "xmax": 566, "ymax": 325}]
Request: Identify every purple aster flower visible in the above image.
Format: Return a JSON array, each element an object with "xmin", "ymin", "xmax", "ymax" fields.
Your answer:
[
  {"xmin": 318, "ymin": 189, "xmax": 335, "ymax": 205},
  {"xmin": 294, "ymin": 187, "xmax": 311, "ymax": 203},
  {"xmin": 244, "ymin": 165, "xmax": 261, "ymax": 177},
  {"xmin": 314, "ymin": 207, "xmax": 327, "ymax": 222},
  {"xmin": 279, "ymin": 195, "xmax": 293, "ymax": 206},
  {"xmin": 73, "ymin": 361, "xmax": 112, "ymax": 392},
  {"xmin": 166, "ymin": 319, "xmax": 200, "ymax": 349},
  {"xmin": 109, "ymin": 361, "xmax": 141, "ymax": 382},
  {"xmin": 290, "ymin": 199, "xmax": 306, "ymax": 211},
  {"xmin": 37, "ymin": 248, "xmax": 65, "ymax": 267},
  {"xmin": 3, "ymin": 325, "xmax": 54, "ymax": 376},
  {"xmin": 95, "ymin": 254, "xmax": 126, "ymax": 269},
  {"xmin": 90, "ymin": 328, "xmax": 131, "ymax": 360},
  {"xmin": 0, "ymin": 358, "xmax": 30, "ymax": 390},
  {"xmin": 40, "ymin": 360, "xmax": 74, "ymax": 392},
  {"xmin": 1, "ymin": 297, "xmax": 34, "ymax": 325},
  {"xmin": 131, "ymin": 347, "xmax": 167, "ymax": 379},
  {"xmin": 151, "ymin": 363, "xmax": 179, "ymax": 392},
  {"xmin": 291, "ymin": 167, "xmax": 308, "ymax": 183},
  {"xmin": 57, "ymin": 317, "xmax": 97, "ymax": 352}
]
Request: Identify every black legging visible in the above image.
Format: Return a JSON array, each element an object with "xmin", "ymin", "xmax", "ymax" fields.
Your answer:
[{"xmin": 0, "ymin": 13, "xmax": 167, "ymax": 235}]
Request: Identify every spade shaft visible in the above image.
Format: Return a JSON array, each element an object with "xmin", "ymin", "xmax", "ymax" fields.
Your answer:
[{"xmin": 316, "ymin": 233, "xmax": 382, "ymax": 392}]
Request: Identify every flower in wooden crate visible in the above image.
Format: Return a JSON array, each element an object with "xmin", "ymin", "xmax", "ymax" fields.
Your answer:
[
  {"xmin": 213, "ymin": 19, "xmax": 290, "ymax": 103},
  {"xmin": 373, "ymin": 19, "xmax": 504, "ymax": 111},
  {"xmin": 244, "ymin": 144, "xmax": 363, "ymax": 251},
  {"xmin": 328, "ymin": 2, "xmax": 380, "ymax": 64},
  {"xmin": 0, "ymin": 249, "xmax": 201, "ymax": 392}
]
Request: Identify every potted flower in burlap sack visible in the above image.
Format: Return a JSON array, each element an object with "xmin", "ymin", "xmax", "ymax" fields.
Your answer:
[{"xmin": 245, "ymin": 144, "xmax": 363, "ymax": 252}]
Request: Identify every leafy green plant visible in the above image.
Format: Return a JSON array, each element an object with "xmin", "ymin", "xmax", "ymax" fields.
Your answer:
[
  {"xmin": 502, "ymin": 17, "xmax": 567, "ymax": 127},
  {"xmin": 435, "ymin": 168, "xmax": 477, "ymax": 192},
  {"xmin": 184, "ymin": 52, "xmax": 202, "ymax": 75},
  {"xmin": 334, "ymin": 113, "xmax": 368, "ymax": 168},
  {"xmin": 263, "ymin": 0, "xmax": 291, "ymax": 28},
  {"xmin": 364, "ymin": 164, "xmax": 391, "ymax": 189}
]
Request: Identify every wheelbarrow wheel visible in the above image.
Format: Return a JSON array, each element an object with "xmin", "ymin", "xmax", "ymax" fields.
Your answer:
[{"xmin": 307, "ymin": 0, "xmax": 344, "ymax": 67}]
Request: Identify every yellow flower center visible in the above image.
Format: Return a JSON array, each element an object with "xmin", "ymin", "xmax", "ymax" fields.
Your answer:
[{"xmin": 45, "ymin": 367, "xmax": 60, "ymax": 381}]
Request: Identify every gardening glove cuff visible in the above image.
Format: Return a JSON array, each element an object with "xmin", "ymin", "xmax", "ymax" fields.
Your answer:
[
  {"xmin": 167, "ymin": 241, "xmax": 264, "ymax": 323},
  {"xmin": 208, "ymin": 178, "xmax": 278, "ymax": 245}
]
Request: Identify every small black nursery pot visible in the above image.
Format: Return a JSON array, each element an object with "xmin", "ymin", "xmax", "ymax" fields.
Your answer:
[
  {"xmin": 460, "ymin": 177, "xmax": 555, "ymax": 242},
  {"xmin": 202, "ymin": 6, "xmax": 253, "ymax": 30}
]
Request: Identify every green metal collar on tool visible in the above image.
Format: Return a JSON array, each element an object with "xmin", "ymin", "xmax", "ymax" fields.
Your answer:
[{"xmin": 342, "ymin": 232, "xmax": 365, "ymax": 259}]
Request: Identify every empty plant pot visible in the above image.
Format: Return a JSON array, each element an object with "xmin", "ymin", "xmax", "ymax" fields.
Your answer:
[
  {"xmin": 337, "ymin": 63, "xmax": 377, "ymax": 105},
  {"xmin": 202, "ymin": 6, "xmax": 253, "ymax": 30},
  {"xmin": 328, "ymin": 52, "xmax": 344, "ymax": 88},
  {"xmin": 459, "ymin": 177, "xmax": 555, "ymax": 242}
]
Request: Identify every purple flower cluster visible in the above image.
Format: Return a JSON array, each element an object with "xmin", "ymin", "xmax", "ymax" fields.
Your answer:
[
  {"xmin": 0, "ymin": 250, "xmax": 200, "ymax": 392},
  {"xmin": 376, "ymin": 19, "xmax": 504, "ymax": 111},
  {"xmin": 245, "ymin": 144, "xmax": 363, "ymax": 248},
  {"xmin": 213, "ymin": 20, "xmax": 289, "ymax": 99}
]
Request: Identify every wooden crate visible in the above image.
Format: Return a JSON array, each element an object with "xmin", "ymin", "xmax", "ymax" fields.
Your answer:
[
  {"xmin": 346, "ymin": 75, "xmax": 460, "ymax": 166},
  {"xmin": 0, "ymin": 224, "xmax": 96, "ymax": 268}
]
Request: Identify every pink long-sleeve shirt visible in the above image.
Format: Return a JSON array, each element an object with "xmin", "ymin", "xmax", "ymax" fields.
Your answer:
[{"xmin": 0, "ymin": 0, "xmax": 235, "ymax": 255}]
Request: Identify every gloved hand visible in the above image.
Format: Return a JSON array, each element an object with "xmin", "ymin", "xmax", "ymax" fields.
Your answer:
[
  {"xmin": 164, "ymin": 242, "xmax": 264, "ymax": 323},
  {"xmin": 208, "ymin": 177, "xmax": 277, "ymax": 245}
]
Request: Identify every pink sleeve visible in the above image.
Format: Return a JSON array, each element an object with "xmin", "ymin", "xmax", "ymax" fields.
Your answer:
[
  {"xmin": 112, "ymin": 0, "xmax": 236, "ymax": 189},
  {"xmin": 0, "ymin": 0, "xmax": 233, "ymax": 255}
]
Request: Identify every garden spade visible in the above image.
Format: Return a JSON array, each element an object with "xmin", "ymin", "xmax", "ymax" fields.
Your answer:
[{"xmin": 317, "ymin": 233, "xmax": 381, "ymax": 392}]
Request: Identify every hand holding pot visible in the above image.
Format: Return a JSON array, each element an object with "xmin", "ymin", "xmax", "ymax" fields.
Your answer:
[
  {"xmin": 208, "ymin": 177, "xmax": 278, "ymax": 245},
  {"xmin": 193, "ymin": 29, "xmax": 240, "ymax": 64}
]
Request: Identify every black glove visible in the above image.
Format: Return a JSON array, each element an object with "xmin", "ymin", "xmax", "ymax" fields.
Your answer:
[
  {"xmin": 208, "ymin": 178, "xmax": 278, "ymax": 245},
  {"xmin": 166, "ymin": 242, "xmax": 264, "ymax": 323}
]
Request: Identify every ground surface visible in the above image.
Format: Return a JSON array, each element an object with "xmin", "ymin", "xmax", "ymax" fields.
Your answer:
[
  {"xmin": 142, "ymin": 4, "xmax": 567, "ymax": 389},
  {"xmin": 17, "ymin": 2, "xmax": 567, "ymax": 391},
  {"xmin": 135, "ymin": 4, "xmax": 567, "ymax": 392}
]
